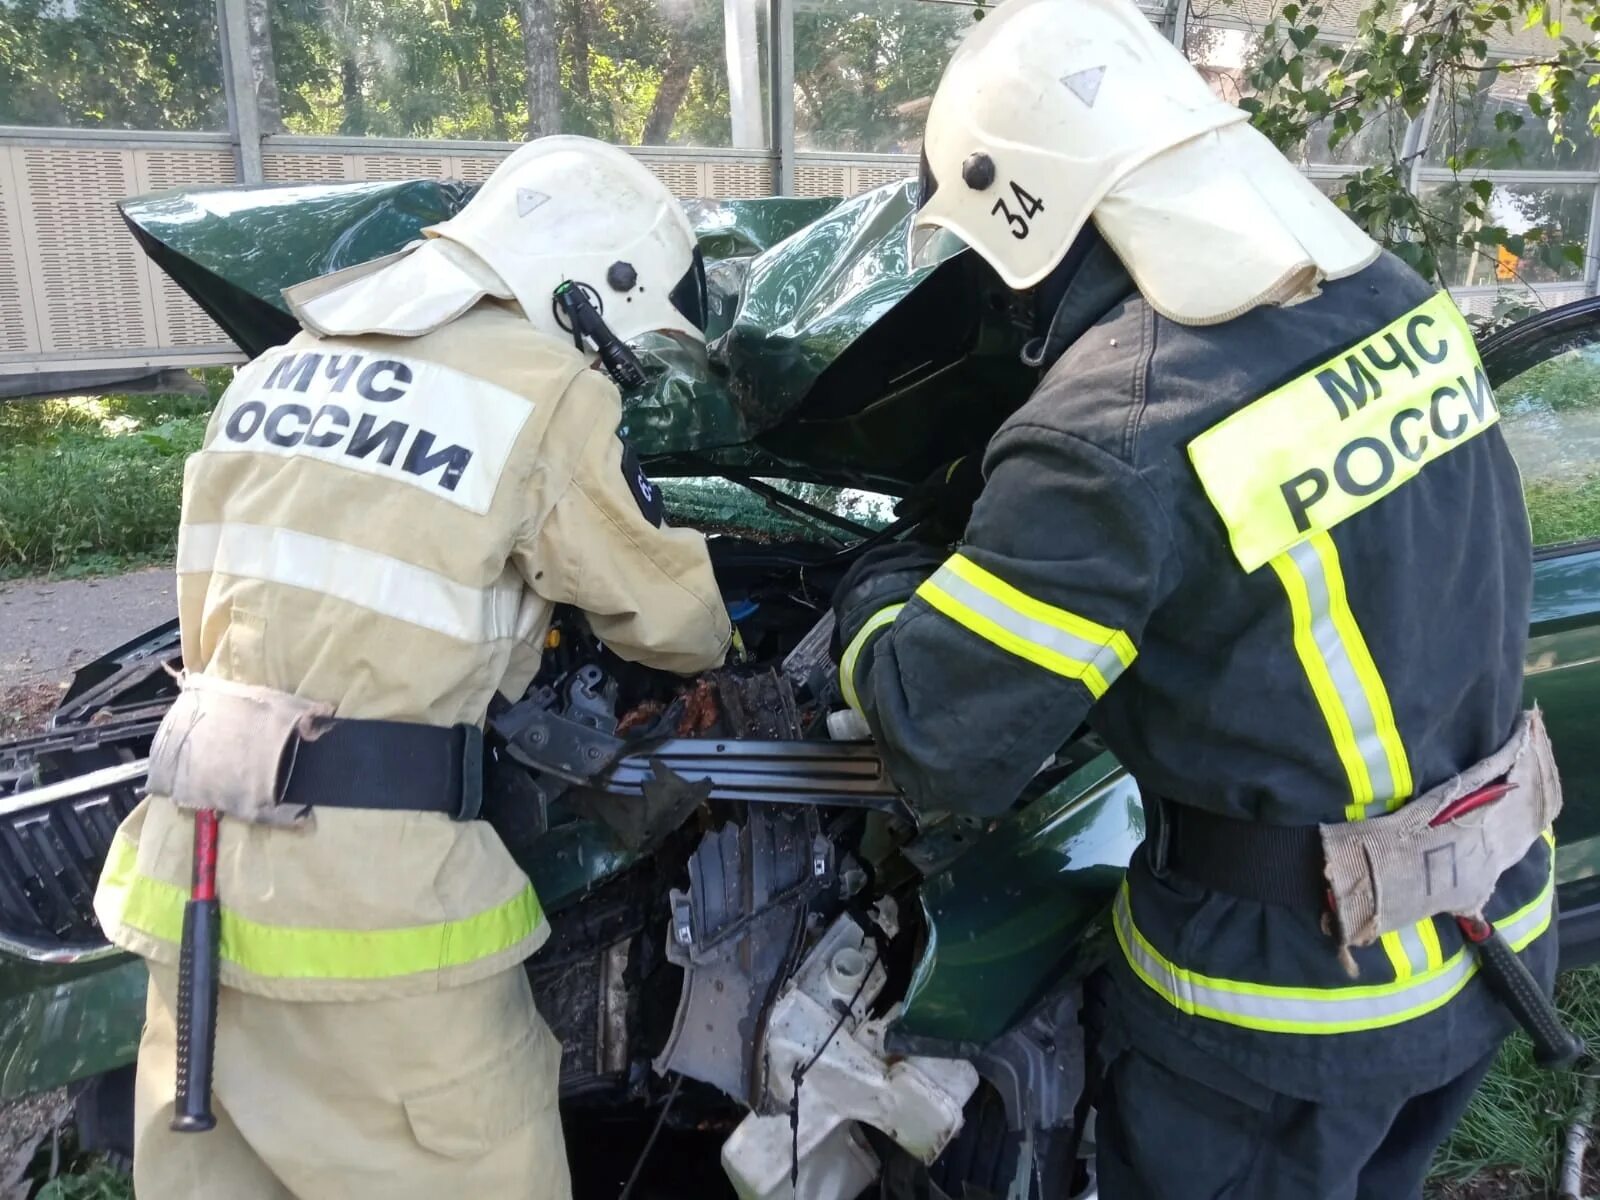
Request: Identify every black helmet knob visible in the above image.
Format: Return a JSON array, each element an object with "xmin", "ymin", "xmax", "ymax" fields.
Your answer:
[
  {"xmin": 961, "ymin": 153, "xmax": 996, "ymax": 191},
  {"xmin": 606, "ymin": 261, "xmax": 639, "ymax": 292}
]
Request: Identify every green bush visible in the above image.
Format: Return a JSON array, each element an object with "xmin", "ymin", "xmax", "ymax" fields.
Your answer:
[{"xmin": 0, "ymin": 386, "xmax": 216, "ymax": 578}]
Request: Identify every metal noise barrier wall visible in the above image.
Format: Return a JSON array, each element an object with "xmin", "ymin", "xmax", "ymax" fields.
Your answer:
[{"xmin": 0, "ymin": 136, "xmax": 911, "ymax": 394}]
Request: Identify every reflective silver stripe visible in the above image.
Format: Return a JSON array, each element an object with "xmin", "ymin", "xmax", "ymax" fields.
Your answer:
[
  {"xmin": 921, "ymin": 563, "xmax": 1131, "ymax": 690},
  {"xmin": 1397, "ymin": 923, "xmax": 1430, "ymax": 975},
  {"xmin": 1113, "ymin": 873, "xmax": 1554, "ymax": 1034},
  {"xmin": 178, "ymin": 521, "xmax": 526, "ymax": 644},
  {"xmin": 1284, "ymin": 539, "xmax": 1397, "ymax": 812}
]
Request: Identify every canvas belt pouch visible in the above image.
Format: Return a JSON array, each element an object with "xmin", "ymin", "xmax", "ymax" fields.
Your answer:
[
  {"xmin": 1320, "ymin": 708, "xmax": 1561, "ymax": 949},
  {"xmin": 146, "ymin": 672, "xmax": 334, "ymax": 830}
]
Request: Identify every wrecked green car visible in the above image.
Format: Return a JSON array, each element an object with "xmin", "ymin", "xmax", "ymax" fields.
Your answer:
[{"xmin": 0, "ymin": 178, "xmax": 1597, "ymax": 1199}]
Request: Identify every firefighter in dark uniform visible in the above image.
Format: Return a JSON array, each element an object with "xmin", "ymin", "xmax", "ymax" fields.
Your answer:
[{"xmin": 831, "ymin": 0, "xmax": 1563, "ymax": 1196}]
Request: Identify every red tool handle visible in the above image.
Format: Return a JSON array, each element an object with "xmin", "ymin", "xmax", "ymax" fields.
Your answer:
[
  {"xmin": 171, "ymin": 809, "xmax": 220, "ymax": 1133},
  {"xmin": 1428, "ymin": 781, "xmax": 1516, "ymax": 828}
]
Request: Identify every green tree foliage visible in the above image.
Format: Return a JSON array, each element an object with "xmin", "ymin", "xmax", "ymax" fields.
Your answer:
[
  {"xmin": 1231, "ymin": 0, "xmax": 1600, "ymax": 293},
  {"xmin": 793, "ymin": 0, "xmax": 971, "ymax": 153},
  {"xmin": 260, "ymin": 0, "xmax": 743, "ymax": 143},
  {"xmin": 0, "ymin": 0, "xmax": 981, "ymax": 151},
  {"xmin": 0, "ymin": 0, "xmax": 226, "ymax": 129},
  {"xmin": 4, "ymin": 0, "xmax": 1598, "ymax": 289}
]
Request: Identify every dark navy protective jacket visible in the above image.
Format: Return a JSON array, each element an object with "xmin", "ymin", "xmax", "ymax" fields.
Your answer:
[{"xmin": 843, "ymin": 241, "xmax": 1554, "ymax": 1099}]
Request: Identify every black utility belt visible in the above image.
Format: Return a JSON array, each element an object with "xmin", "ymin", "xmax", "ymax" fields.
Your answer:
[
  {"xmin": 279, "ymin": 719, "xmax": 484, "ymax": 822},
  {"xmin": 1149, "ymin": 798, "xmax": 1326, "ymax": 912}
]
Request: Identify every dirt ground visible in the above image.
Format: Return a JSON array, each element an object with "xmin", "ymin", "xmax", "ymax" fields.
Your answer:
[{"xmin": 0, "ymin": 568, "xmax": 174, "ymax": 690}]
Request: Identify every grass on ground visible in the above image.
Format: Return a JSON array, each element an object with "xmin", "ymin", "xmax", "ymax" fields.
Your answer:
[
  {"xmin": 0, "ymin": 376, "xmax": 225, "ymax": 580},
  {"xmin": 1526, "ymin": 474, "xmax": 1600, "ymax": 549},
  {"xmin": 1432, "ymin": 964, "xmax": 1600, "ymax": 1196}
]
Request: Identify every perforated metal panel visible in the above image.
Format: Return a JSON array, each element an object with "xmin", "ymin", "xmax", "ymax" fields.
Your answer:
[
  {"xmin": 851, "ymin": 164, "xmax": 915, "ymax": 194},
  {"xmin": 705, "ymin": 160, "xmax": 775, "ymax": 198},
  {"xmin": 137, "ymin": 148, "xmax": 235, "ymax": 194},
  {"xmin": 136, "ymin": 149, "xmax": 237, "ymax": 348},
  {"xmin": 13, "ymin": 147, "xmax": 157, "ymax": 354},
  {"xmin": 795, "ymin": 163, "xmax": 849, "ymax": 198},
  {"xmin": 450, "ymin": 154, "xmax": 507, "ymax": 182},
  {"xmin": 639, "ymin": 157, "xmax": 707, "ymax": 199},
  {"xmin": 0, "ymin": 150, "xmax": 39, "ymax": 356},
  {"xmin": 354, "ymin": 154, "xmax": 453, "ymax": 182},
  {"xmin": 261, "ymin": 151, "xmax": 354, "ymax": 182}
]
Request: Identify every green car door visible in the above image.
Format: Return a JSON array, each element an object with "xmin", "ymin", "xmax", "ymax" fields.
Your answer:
[{"xmin": 1481, "ymin": 300, "xmax": 1600, "ymax": 957}]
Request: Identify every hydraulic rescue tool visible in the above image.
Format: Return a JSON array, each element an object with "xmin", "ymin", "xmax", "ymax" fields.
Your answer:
[
  {"xmin": 170, "ymin": 807, "xmax": 221, "ymax": 1132},
  {"xmin": 1431, "ymin": 783, "xmax": 1586, "ymax": 1070}
]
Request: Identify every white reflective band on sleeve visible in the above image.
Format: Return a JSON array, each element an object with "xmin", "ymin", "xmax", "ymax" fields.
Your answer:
[
  {"xmin": 178, "ymin": 522, "xmax": 525, "ymax": 645},
  {"xmin": 1268, "ymin": 533, "xmax": 1413, "ymax": 821},
  {"xmin": 915, "ymin": 554, "xmax": 1136, "ymax": 698},
  {"xmin": 1114, "ymin": 854, "xmax": 1554, "ymax": 1034},
  {"xmin": 840, "ymin": 603, "xmax": 905, "ymax": 715}
]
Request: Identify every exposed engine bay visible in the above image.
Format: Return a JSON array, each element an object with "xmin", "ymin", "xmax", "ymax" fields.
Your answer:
[
  {"xmin": 0, "ymin": 525, "xmax": 1102, "ymax": 1200},
  {"xmin": 476, "ymin": 532, "xmax": 1097, "ymax": 1199}
]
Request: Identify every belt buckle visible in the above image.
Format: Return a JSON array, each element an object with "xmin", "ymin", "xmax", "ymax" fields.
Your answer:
[{"xmin": 452, "ymin": 724, "xmax": 485, "ymax": 821}]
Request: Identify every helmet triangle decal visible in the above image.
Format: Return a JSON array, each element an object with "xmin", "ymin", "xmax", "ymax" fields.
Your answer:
[
  {"xmin": 517, "ymin": 188, "xmax": 551, "ymax": 217},
  {"xmin": 1061, "ymin": 66, "xmax": 1106, "ymax": 107}
]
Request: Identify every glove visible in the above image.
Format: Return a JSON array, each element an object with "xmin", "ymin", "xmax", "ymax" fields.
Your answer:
[
  {"xmin": 829, "ymin": 541, "xmax": 948, "ymax": 664},
  {"xmin": 893, "ymin": 455, "xmax": 986, "ymax": 547}
]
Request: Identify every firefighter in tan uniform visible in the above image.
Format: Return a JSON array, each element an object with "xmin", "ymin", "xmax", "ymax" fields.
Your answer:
[{"xmin": 93, "ymin": 136, "xmax": 732, "ymax": 1199}]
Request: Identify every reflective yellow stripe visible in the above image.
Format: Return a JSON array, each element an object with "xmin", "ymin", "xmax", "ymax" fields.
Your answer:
[
  {"xmin": 1380, "ymin": 930, "xmax": 1413, "ymax": 980},
  {"xmin": 1114, "ymin": 844, "xmax": 1555, "ymax": 1034},
  {"xmin": 1417, "ymin": 917, "xmax": 1445, "ymax": 971},
  {"xmin": 1188, "ymin": 291, "xmax": 1494, "ymax": 572},
  {"xmin": 840, "ymin": 603, "xmax": 905, "ymax": 715},
  {"xmin": 915, "ymin": 554, "xmax": 1136, "ymax": 699},
  {"xmin": 1382, "ymin": 920, "xmax": 1440, "ymax": 981},
  {"xmin": 98, "ymin": 835, "xmax": 544, "ymax": 981},
  {"xmin": 1269, "ymin": 534, "xmax": 1412, "ymax": 822}
]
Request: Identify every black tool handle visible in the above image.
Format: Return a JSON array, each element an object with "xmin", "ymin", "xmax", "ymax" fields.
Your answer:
[
  {"xmin": 1468, "ymin": 920, "xmax": 1585, "ymax": 1070},
  {"xmin": 170, "ymin": 896, "xmax": 220, "ymax": 1132}
]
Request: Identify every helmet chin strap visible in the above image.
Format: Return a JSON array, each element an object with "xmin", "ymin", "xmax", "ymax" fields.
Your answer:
[{"xmin": 553, "ymin": 282, "xmax": 648, "ymax": 392}]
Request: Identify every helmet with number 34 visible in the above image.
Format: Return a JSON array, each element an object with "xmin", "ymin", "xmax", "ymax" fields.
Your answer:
[{"xmin": 909, "ymin": 0, "xmax": 1379, "ymax": 325}]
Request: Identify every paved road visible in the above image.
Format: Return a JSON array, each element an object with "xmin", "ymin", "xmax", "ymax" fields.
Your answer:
[{"xmin": 0, "ymin": 567, "xmax": 176, "ymax": 688}]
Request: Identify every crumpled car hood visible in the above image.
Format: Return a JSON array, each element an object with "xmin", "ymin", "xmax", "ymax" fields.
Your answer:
[{"xmin": 121, "ymin": 179, "xmax": 1031, "ymax": 493}]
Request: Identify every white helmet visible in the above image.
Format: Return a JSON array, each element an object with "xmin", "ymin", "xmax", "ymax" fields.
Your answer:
[
  {"xmin": 910, "ymin": 0, "xmax": 1378, "ymax": 325},
  {"xmin": 287, "ymin": 135, "xmax": 708, "ymax": 349}
]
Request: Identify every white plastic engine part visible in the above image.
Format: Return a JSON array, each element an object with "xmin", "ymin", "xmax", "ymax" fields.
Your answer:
[
  {"xmin": 720, "ymin": 916, "xmax": 981, "ymax": 1200},
  {"xmin": 826, "ymin": 708, "xmax": 872, "ymax": 741}
]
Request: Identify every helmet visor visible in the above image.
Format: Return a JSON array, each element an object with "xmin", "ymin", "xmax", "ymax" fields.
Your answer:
[
  {"xmin": 908, "ymin": 224, "xmax": 951, "ymax": 272},
  {"xmin": 667, "ymin": 247, "xmax": 709, "ymax": 334},
  {"xmin": 907, "ymin": 145, "xmax": 967, "ymax": 272},
  {"xmin": 916, "ymin": 144, "xmax": 939, "ymax": 213}
]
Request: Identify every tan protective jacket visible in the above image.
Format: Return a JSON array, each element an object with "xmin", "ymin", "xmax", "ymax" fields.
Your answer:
[{"xmin": 95, "ymin": 303, "xmax": 731, "ymax": 1001}]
